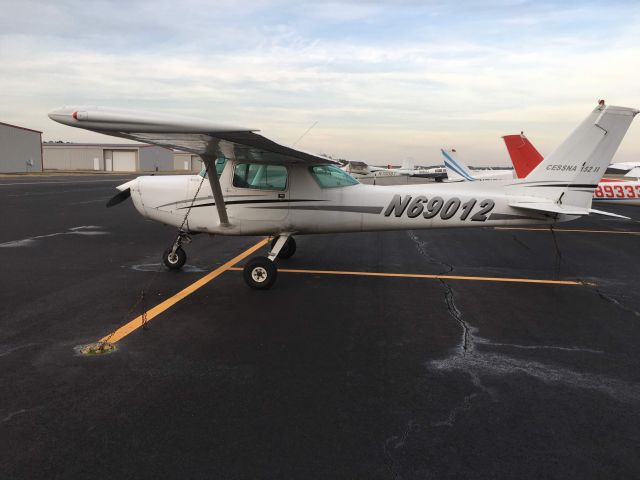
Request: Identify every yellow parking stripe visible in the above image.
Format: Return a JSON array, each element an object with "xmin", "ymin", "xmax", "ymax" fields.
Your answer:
[
  {"xmin": 494, "ymin": 227, "xmax": 640, "ymax": 235},
  {"xmin": 99, "ymin": 238, "xmax": 268, "ymax": 344},
  {"xmin": 227, "ymin": 267, "xmax": 581, "ymax": 285}
]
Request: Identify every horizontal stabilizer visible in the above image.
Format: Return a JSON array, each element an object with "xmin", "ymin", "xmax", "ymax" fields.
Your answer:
[
  {"xmin": 589, "ymin": 208, "xmax": 630, "ymax": 219},
  {"xmin": 509, "ymin": 202, "xmax": 631, "ymax": 219},
  {"xmin": 509, "ymin": 202, "xmax": 589, "ymax": 216}
]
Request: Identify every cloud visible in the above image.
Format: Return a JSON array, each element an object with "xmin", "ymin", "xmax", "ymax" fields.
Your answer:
[{"xmin": 1, "ymin": 0, "xmax": 639, "ymax": 165}]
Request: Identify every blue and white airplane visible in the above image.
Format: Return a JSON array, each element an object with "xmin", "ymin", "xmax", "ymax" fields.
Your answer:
[{"xmin": 441, "ymin": 148, "xmax": 514, "ymax": 182}]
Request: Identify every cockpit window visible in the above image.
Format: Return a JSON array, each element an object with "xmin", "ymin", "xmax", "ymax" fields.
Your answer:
[
  {"xmin": 199, "ymin": 157, "xmax": 227, "ymax": 178},
  {"xmin": 310, "ymin": 164, "xmax": 359, "ymax": 188},
  {"xmin": 233, "ymin": 163, "xmax": 288, "ymax": 191}
]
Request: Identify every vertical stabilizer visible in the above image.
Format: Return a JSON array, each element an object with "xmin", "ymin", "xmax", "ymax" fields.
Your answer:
[
  {"xmin": 509, "ymin": 103, "xmax": 639, "ymax": 209},
  {"xmin": 441, "ymin": 149, "xmax": 476, "ymax": 181},
  {"xmin": 402, "ymin": 158, "xmax": 415, "ymax": 170}
]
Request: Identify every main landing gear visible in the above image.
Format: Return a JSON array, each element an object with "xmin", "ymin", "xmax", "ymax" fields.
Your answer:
[
  {"xmin": 243, "ymin": 235, "xmax": 296, "ymax": 289},
  {"xmin": 163, "ymin": 230, "xmax": 191, "ymax": 270}
]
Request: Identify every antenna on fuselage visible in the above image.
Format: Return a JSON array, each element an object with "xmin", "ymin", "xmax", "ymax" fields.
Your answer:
[{"xmin": 292, "ymin": 120, "xmax": 319, "ymax": 147}]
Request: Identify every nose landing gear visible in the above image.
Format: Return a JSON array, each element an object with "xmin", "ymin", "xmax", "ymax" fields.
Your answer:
[
  {"xmin": 163, "ymin": 231, "xmax": 191, "ymax": 270},
  {"xmin": 243, "ymin": 234, "xmax": 295, "ymax": 289}
]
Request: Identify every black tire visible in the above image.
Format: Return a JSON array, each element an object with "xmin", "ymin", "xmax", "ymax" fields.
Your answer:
[
  {"xmin": 243, "ymin": 256, "xmax": 278, "ymax": 289},
  {"xmin": 163, "ymin": 246, "xmax": 186, "ymax": 270},
  {"xmin": 271, "ymin": 236, "xmax": 296, "ymax": 259}
]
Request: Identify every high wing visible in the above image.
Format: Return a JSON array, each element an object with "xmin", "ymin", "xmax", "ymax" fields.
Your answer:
[
  {"xmin": 48, "ymin": 106, "xmax": 337, "ymax": 227},
  {"xmin": 48, "ymin": 106, "xmax": 336, "ymax": 166}
]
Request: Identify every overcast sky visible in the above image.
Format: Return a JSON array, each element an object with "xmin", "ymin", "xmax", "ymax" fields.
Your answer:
[{"xmin": 1, "ymin": 0, "xmax": 639, "ymax": 165}]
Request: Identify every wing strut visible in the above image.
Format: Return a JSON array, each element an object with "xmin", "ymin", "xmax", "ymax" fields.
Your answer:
[{"xmin": 201, "ymin": 155, "xmax": 231, "ymax": 227}]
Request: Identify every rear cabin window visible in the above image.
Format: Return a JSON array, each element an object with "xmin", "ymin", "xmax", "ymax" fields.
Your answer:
[
  {"xmin": 310, "ymin": 165, "xmax": 359, "ymax": 188},
  {"xmin": 233, "ymin": 163, "xmax": 288, "ymax": 191}
]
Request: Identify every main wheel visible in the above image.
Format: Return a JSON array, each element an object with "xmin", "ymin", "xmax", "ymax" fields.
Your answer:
[
  {"xmin": 271, "ymin": 236, "xmax": 296, "ymax": 259},
  {"xmin": 243, "ymin": 256, "xmax": 278, "ymax": 289},
  {"xmin": 163, "ymin": 246, "xmax": 186, "ymax": 270}
]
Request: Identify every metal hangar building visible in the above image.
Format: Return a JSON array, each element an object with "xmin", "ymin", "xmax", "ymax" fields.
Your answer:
[
  {"xmin": 42, "ymin": 143, "xmax": 175, "ymax": 172},
  {"xmin": 0, "ymin": 121, "xmax": 43, "ymax": 173}
]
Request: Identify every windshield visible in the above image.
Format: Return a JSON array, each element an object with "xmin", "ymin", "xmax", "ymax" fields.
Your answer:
[{"xmin": 310, "ymin": 164, "xmax": 359, "ymax": 188}]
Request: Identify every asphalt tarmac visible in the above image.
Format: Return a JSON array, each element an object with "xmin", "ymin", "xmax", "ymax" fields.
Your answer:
[{"xmin": 1, "ymin": 175, "xmax": 640, "ymax": 479}]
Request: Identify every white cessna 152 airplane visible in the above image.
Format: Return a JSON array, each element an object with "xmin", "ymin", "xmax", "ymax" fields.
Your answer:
[{"xmin": 49, "ymin": 102, "xmax": 638, "ymax": 289}]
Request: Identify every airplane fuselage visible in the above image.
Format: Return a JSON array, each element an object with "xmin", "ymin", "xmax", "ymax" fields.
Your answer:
[{"xmin": 128, "ymin": 161, "xmax": 563, "ymax": 236}]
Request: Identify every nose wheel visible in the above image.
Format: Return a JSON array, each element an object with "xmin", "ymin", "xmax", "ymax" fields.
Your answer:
[
  {"xmin": 163, "ymin": 231, "xmax": 190, "ymax": 270},
  {"xmin": 163, "ymin": 246, "xmax": 186, "ymax": 270}
]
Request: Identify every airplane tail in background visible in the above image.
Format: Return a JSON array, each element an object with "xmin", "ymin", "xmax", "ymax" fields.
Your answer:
[
  {"xmin": 507, "ymin": 102, "xmax": 638, "ymax": 216},
  {"xmin": 441, "ymin": 149, "xmax": 476, "ymax": 181},
  {"xmin": 402, "ymin": 158, "xmax": 415, "ymax": 170},
  {"xmin": 625, "ymin": 167, "xmax": 640, "ymax": 178},
  {"xmin": 503, "ymin": 133, "xmax": 544, "ymax": 179}
]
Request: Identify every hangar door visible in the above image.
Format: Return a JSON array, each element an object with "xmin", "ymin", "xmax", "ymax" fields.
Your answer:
[{"xmin": 112, "ymin": 151, "xmax": 137, "ymax": 171}]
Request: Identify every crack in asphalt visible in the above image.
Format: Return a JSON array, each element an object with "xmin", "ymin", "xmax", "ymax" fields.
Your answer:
[
  {"xmin": 407, "ymin": 231, "xmax": 472, "ymax": 353},
  {"xmin": 0, "ymin": 226, "xmax": 107, "ymax": 248},
  {"xmin": 430, "ymin": 351, "xmax": 640, "ymax": 404},
  {"xmin": 549, "ymin": 226, "xmax": 563, "ymax": 279},
  {"xmin": 405, "ymin": 229, "xmax": 640, "ymax": 439},
  {"xmin": 406, "ymin": 230, "xmax": 490, "ymax": 432},
  {"xmin": 383, "ymin": 420, "xmax": 418, "ymax": 480},
  {"xmin": 0, "ymin": 409, "xmax": 28, "ymax": 424},
  {"xmin": 433, "ymin": 393, "xmax": 478, "ymax": 427},
  {"xmin": 510, "ymin": 233, "xmax": 532, "ymax": 251},
  {"xmin": 0, "ymin": 343, "xmax": 40, "ymax": 357},
  {"xmin": 595, "ymin": 287, "xmax": 640, "ymax": 318},
  {"xmin": 475, "ymin": 338, "xmax": 603, "ymax": 354}
]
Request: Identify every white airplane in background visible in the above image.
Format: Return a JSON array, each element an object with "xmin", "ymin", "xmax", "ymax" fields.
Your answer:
[
  {"xmin": 626, "ymin": 167, "xmax": 640, "ymax": 178},
  {"xmin": 342, "ymin": 159, "xmax": 447, "ymax": 179},
  {"xmin": 607, "ymin": 161, "xmax": 640, "ymax": 175},
  {"xmin": 440, "ymin": 148, "xmax": 514, "ymax": 181},
  {"xmin": 49, "ymin": 102, "xmax": 638, "ymax": 289},
  {"xmin": 503, "ymin": 131, "xmax": 640, "ymax": 207},
  {"xmin": 340, "ymin": 160, "xmax": 403, "ymax": 178}
]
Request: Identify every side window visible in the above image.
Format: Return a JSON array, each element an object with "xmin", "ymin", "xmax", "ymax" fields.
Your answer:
[
  {"xmin": 198, "ymin": 156, "xmax": 227, "ymax": 178},
  {"xmin": 310, "ymin": 164, "xmax": 359, "ymax": 188},
  {"xmin": 215, "ymin": 157, "xmax": 227, "ymax": 175},
  {"xmin": 233, "ymin": 163, "xmax": 288, "ymax": 191}
]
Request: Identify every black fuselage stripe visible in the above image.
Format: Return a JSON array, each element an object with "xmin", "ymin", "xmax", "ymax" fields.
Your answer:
[
  {"xmin": 179, "ymin": 199, "xmax": 325, "ymax": 209},
  {"xmin": 251, "ymin": 205, "xmax": 385, "ymax": 214}
]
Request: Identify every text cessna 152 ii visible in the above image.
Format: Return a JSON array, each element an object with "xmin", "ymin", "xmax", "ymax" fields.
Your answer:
[{"xmin": 49, "ymin": 102, "xmax": 638, "ymax": 289}]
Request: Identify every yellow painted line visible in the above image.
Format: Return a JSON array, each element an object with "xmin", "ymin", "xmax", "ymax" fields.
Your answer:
[
  {"xmin": 227, "ymin": 267, "xmax": 580, "ymax": 286},
  {"xmin": 99, "ymin": 238, "xmax": 269, "ymax": 344},
  {"xmin": 494, "ymin": 227, "xmax": 640, "ymax": 235}
]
